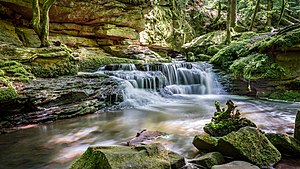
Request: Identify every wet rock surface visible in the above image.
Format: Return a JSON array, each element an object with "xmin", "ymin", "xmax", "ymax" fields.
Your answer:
[
  {"xmin": 0, "ymin": 76, "xmax": 123, "ymax": 133},
  {"xmin": 70, "ymin": 143, "xmax": 185, "ymax": 169}
]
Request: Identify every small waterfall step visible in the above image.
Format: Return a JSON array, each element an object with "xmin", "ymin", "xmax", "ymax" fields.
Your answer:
[{"xmin": 97, "ymin": 62, "xmax": 224, "ymax": 95}]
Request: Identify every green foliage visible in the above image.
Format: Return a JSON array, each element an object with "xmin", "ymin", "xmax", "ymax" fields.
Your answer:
[
  {"xmin": 269, "ymin": 90, "xmax": 300, "ymax": 102},
  {"xmin": 230, "ymin": 53, "xmax": 285, "ymax": 79}
]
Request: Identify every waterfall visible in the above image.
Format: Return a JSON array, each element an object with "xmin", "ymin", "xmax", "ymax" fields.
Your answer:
[{"xmin": 96, "ymin": 62, "xmax": 224, "ymax": 95}]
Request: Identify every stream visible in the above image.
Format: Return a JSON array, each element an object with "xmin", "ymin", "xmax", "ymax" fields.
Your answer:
[{"xmin": 0, "ymin": 62, "xmax": 299, "ymax": 169}]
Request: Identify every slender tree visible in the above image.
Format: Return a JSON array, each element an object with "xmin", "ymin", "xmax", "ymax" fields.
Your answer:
[
  {"xmin": 225, "ymin": 0, "xmax": 231, "ymax": 44},
  {"xmin": 277, "ymin": 0, "xmax": 285, "ymax": 27},
  {"xmin": 30, "ymin": 0, "xmax": 56, "ymax": 47},
  {"xmin": 230, "ymin": 0, "xmax": 237, "ymax": 28},
  {"xmin": 249, "ymin": 0, "xmax": 261, "ymax": 31},
  {"xmin": 267, "ymin": 0, "xmax": 272, "ymax": 26}
]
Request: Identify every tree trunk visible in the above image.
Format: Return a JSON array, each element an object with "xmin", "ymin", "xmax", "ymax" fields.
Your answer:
[
  {"xmin": 30, "ymin": 0, "xmax": 41, "ymax": 37},
  {"xmin": 249, "ymin": 0, "xmax": 261, "ymax": 31},
  {"xmin": 277, "ymin": 0, "xmax": 285, "ymax": 27},
  {"xmin": 267, "ymin": 0, "xmax": 272, "ymax": 26},
  {"xmin": 40, "ymin": 0, "xmax": 56, "ymax": 47},
  {"xmin": 230, "ymin": 0, "xmax": 237, "ymax": 28},
  {"xmin": 225, "ymin": 0, "xmax": 231, "ymax": 44}
]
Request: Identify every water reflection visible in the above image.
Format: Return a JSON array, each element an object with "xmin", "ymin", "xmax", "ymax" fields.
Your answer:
[{"xmin": 0, "ymin": 95, "xmax": 299, "ymax": 169}]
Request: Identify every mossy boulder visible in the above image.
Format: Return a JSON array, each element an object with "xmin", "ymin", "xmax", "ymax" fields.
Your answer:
[
  {"xmin": 203, "ymin": 100, "xmax": 256, "ymax": 137},
  {"xmin": 217, "ymin": 127, "xmax": 281, "ymax": 166},
  {"xmin": 70, "ymin": 143, "xmax": 185, "ymax": 169},
  {"xmin": 212, "ymin": 161, "xmax": 260, "ymax": 169},
  {"xmin": 193, "ymin": 134, "xmax": 218, "ymax": 152},
  {"xmin": 209, "ymin": 40, "xmax": 250, "ymax": 70},
  {"xmin": 266, "ymin": 133, "xmax": 300, "ymax": 156},
  {"xmin": 188, "ymin": 152, "xmax": 225, "ymax": 168}
]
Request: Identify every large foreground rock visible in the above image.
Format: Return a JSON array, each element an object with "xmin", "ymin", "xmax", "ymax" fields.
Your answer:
[
  {"xmin": 212, "ymin": 161, "xmax": 260, "ymax": 169},
  {"xmin": 217, "ymin": 127, "xmax": 281, "ymax": 166},
  {"xmin": 70, "ymin": 143, "xmax": 185, "ymax": 169}
]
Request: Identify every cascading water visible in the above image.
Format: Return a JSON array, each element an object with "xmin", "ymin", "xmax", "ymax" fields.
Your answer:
[{"xmin": 97, "ymin": 62, "xmax": 224, "ymax": 95}]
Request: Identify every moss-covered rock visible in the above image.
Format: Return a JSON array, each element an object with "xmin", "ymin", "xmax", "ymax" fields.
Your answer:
[
  {"xmin": 258, "ymin": 28, "xmax": 300, "ymax": 52},
  {"xmin": 229, "ymin": 53, "xmax": 285, "ymax": 80},
  {"xmin": 203, "ymin": 100, "xmax": 256, "ymax": 137},
  {"xmin": 70, "ymin": 143, "xmax": 185, "ymax": 169},
  {"xmin": 189, "ymin": 152, "xmax": 225, "ymax": 168},
  {"xmin": 193, "ymin": 134, "xmax": 218, "ymax": 152},
  {"xmin": 209, "ymin": 40, "xmax": 250, "ymax": 70},
  {"xmin": 217, "ymin": 127, "xmax": 281, "ymax": 166},
  {"xmin": 266, "ymin": 133, "xmax": 300, "ymax": 156}
]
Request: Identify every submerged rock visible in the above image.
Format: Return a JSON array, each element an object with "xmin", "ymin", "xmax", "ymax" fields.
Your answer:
[
  {"xmin": 217, "ymin": 127, "xmax": 281, "ymax": 166},
  {"xmin": 192, "ymin": 134, "xmax": 218, "ymax": 152},
  {"xmin": 212, "ymin": 161, "xmax": 260, "ymax": 169},
  {"xmin": 70, "ymin": 143, "xmax": 185, "ymax": 169},
  {"xmin": 204, "ymin": 100, "xmax": 256, "ymax": 137},
  {"xmin": 266, "ymin": 133, "xmax": 300, "ymax": 156},
  {"xmin": 127, "ymin": 130, "xmax": 166, "ymax": 146},
  {"xmin": 188, "ymin": 152, "xmax": 224, "ymax": 168}
]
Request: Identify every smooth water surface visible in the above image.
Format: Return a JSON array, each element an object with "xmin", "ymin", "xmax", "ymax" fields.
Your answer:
[{"xmin": 0, "ymin": 94, "xmax": 299, "ymax": 169}]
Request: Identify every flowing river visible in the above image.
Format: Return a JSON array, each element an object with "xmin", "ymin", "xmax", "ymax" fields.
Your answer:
[{"xmin": 0, "ymin": 62, "xmax": 299, "ymax": 169}]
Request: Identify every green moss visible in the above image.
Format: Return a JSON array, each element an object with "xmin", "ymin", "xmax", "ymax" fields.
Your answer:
[
  {"xmin": 209, "ymin": 40, "xmax": 250, "ymax": 69},
  {"xmin": 218, "ymin": 127, "xmax": 281, "ymax": 166},
  {"xmin": 193, "ymin": 134, "xmax": 218, "ymax": 151},
  {"xmin": 204, "ymin": 118, "xmax": 256, "ymax": 137},
  {"xmin": 206, "ymin": 45, "xmax": 222, "ymax": 56},
  {"xmin": 189, "ymin": 152, "xmax": 224, "ymax": 168},
  {"xmin": 269, "ymin": 90, "xmax": 300, "ymax": 102},
  {"xmin": 0, "ymin": 60, "xmax": 35, "ymax": 83},
  {"xmin": 229, "ymin": 53, "xmax": 285, "ymax": 80},
  {"xmin": 266, "ymin": 133, "xmax": 300, "ymax": 156},
  {"xmin": 236, "ymin": 31, "xmax": 259, "ymax": 41},
  {"xmin": 0, "ymin": 87, "xmax": 18, "ymax": 102}
]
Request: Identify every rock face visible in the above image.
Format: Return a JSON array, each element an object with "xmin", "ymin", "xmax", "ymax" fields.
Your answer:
[
  {"xmin": 70, "ymin": 143, "xmax": 185, "ymax": 169},
  {"xmin": 0, "ymin": 75, "xmax": 123, "ymax": 133},
  {"xmin": 0, "ymin": 0, "xmax": 148, "ymax": 41},
  {"xmin": 266, "ymin": 133, "xmax": 300, "ymax": 156},
  {"xmin": 217, "ymin": 127, "xmax": 281, "ymax": 166},
  {"xmin": 212, "ymin": 161, "xmax": 260, "ymax": 169}
]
